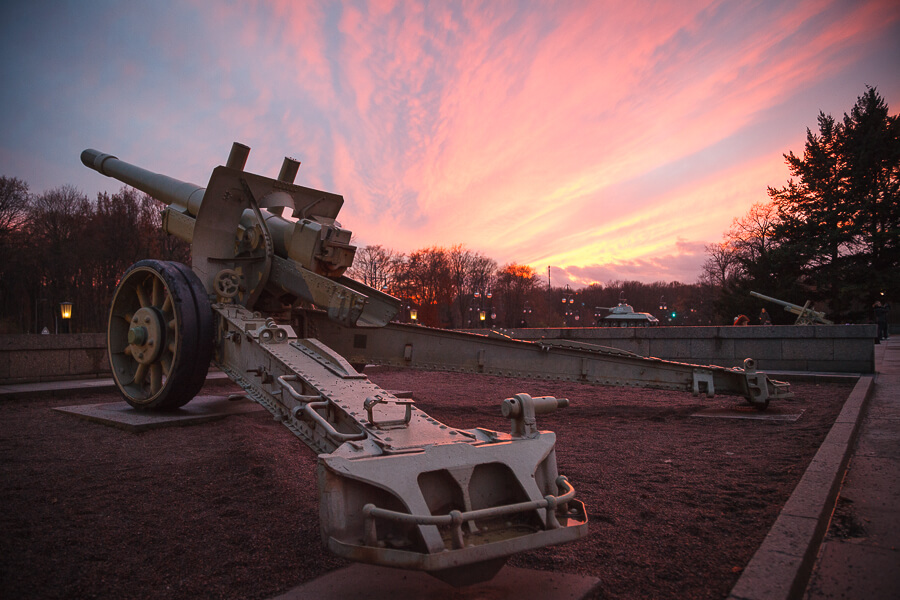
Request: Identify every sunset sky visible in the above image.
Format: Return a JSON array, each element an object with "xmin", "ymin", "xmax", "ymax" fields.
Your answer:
[{"xmin": 1, "ymin": 1, "xmax": 898, "ymax": 287}]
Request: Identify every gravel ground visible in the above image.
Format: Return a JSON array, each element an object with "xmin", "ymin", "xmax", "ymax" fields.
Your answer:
[{"xmin": 0, "ymin": 371, "xmax": 852, "ymax": 599}]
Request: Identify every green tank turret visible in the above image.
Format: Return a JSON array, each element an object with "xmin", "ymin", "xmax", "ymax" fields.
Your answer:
[{"xmin": 595, "ymin": 293, "xmax": 659, "ymax": 327}]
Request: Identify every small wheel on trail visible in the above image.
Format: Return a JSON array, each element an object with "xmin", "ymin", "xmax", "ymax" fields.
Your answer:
[{"xmin": 107, "ymin": 260, "xmax": 214, "ymax": 410}]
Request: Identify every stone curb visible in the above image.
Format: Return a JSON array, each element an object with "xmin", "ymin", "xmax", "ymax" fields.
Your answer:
[
  {"xmin": 727, "ymin": 374, "xmax": 876, "ymax": 600},
  {"xmin": 0, "ymin": 371, "xmax": 231, "ymax": 398}
]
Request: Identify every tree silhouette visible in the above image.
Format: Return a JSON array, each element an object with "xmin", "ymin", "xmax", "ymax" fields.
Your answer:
[{"xmin": 704, "ymin": 86, "xmax": 899, "ymax": 323}]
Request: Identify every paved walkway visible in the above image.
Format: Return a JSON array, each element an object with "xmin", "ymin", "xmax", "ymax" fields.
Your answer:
[{"xmin": 803, "ymin": 337, "xmax": 900, "ymax": 599}]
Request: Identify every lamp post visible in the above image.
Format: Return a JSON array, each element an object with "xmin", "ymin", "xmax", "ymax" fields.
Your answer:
[
  {"xmin": 519, "ymin": 302, "xmax": 532, "ymax": 328},
  {"xmin": 562, "ymin": 285, "xmax": 575, "ymax": 326},
  {"xmin": 474, "ymin": 290, "xmax": 494, "ymax": 328},
  {"xmin": 60, "ymin": 301, "xmax": 73, "ymax": 334}
]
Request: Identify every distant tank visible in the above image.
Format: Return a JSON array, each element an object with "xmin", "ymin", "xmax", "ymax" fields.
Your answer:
[{"xmin": 595, "ymin": 295, "xmax": 659, "ymax": 327}]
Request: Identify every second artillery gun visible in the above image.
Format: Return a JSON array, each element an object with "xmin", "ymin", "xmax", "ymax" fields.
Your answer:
[
  {"xmin": 751, "ymin": 291, "xmax": 833, "ymax": 325},
  {"xmin": 82, "ymin": 142, "xmax": 793, "ymax": 585}
]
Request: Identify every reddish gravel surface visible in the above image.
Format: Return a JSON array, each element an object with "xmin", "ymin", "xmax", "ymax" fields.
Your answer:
[{"xmin": 0, "ymin": 371, "xmax": 852, "ymax": 599}]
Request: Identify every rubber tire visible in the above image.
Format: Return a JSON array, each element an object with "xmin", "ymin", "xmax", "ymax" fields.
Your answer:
[{"xmin": 107, "ymin": 260, "xmax": 214, "ymax": 410}]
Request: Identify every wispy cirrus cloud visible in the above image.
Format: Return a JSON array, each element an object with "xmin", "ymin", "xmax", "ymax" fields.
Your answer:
[
  {"xmin": 1, "ymin": 0, "xmax": 897, "ymax": 285},
  {"xmin": 255, "ymin": 0, "xmax": 897, "ymax": 286}
]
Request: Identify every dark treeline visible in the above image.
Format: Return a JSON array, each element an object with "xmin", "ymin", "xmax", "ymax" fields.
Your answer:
[
  {"xmin": 700, "ymin": 86, "xmax": 899, "ymax": 324},
  {"xmin": 0, "ymin": 183, "xmax": 189, "ymax": 333}
]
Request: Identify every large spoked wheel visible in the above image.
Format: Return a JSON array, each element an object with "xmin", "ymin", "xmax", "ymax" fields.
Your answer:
[{"xmin": 108, "ymin": 260, "xmax": 214, "ymax": 410}]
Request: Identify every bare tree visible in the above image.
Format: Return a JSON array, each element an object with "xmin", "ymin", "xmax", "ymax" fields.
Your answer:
[
  {"xmin": 0, "ymin": 177, "xmax": 32, "ymax": 331},
  {"xmin": 726, "ymin": 202, "xmax": 781, "ymax": 266},
  {"xmin": 700, "ymin": 241, "xmax": 741, "ymax": 288},
  {"xmin": 447, "ymin": 245, "xmax": 497, "ymax": 327},
  {"xmin": 0, "ymin": 177, "xmax": 30, "ymax": 243},
  {"xmin": 496, "ymin": 263, "xmax": 541, "ymax": 327},
  {"xmin": 346, "ymin": 244, "xmax": 397, "ymax": 291}
]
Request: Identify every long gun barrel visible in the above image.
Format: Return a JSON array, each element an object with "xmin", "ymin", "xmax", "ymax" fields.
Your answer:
[
  {"xmin": 81, "ymin": 148, "xmax": 207, "ymax": 216},
  {"xmin": 750, "ymin": 291, "xmax": 832, "ymax": 325}
]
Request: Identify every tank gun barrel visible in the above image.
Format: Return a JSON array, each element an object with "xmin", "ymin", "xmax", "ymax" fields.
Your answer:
[{"xmin": 81, "ymin": 149, "xmax": 206, "ymax": 216}]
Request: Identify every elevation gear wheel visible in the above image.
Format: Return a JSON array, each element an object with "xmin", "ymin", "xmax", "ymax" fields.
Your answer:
[
  {"xmin": 213, "ymin": 268, "xmax": 241, "ymax": 299},
  {"xmin": 107, "ymin": 260, "xmax": 214, "ymax": 410}
]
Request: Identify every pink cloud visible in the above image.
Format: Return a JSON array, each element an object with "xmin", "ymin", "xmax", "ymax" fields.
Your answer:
[{"xmin": 189, "ymin": 1, "xmax": 900, "ymax": 283}]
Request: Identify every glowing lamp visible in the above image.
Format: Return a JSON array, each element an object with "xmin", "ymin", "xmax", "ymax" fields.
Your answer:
[
  {"xmin": 60, "ymin": 302, "xmax": 73, "ymax": 320},
  {"xmin": 410, "ymin": 309, "xmax": 418, "ymax": 321},
  {"xmin": 479, "ymin": 310, "xmax": 486, "ymax": 321}
]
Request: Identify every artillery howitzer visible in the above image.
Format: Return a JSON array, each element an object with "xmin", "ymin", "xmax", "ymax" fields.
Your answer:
[
  {"xmin": 751, "ymin": 291, "xmax": 833, "ymax": 325},
  {"xmin": 83, "ymin": 143, "xmax": 792, "ymax": 585},
  {"xmin": 82, "ymin": 144, "xmax": 587, "ymax": 586}
]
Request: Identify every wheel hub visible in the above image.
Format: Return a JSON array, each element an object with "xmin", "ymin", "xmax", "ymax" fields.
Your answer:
[
  {"xmin": 127, "ymin": 326, "xmax": 147, "ymax": 345},
  {"xmin": 129, "ymin": 307, "xmax": 165, "ymax": 364}
]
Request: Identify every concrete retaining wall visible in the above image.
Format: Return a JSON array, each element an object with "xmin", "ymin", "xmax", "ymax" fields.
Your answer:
[
  {"xmin": 0, "ymin": 324, "xmax": 878, "ymax": 383},
  {"xmin": 0, "ymin": 334, "xmax": 109, "ymax": 384},
  {"xmin": 483, "ymin": 325, "xmax": 878, "ymax": 374}
]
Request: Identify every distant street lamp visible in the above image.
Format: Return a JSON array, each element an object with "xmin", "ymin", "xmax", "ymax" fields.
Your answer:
[
  {"xmin": 60, "ymin": 301, "xmax": 73, "ymax": 334},
  {"xmin": 563, "ymin": 285, "xmax": 576, "ymax": 325},
  {"xmin": 409, "ymin": 308, "xmax": 418, "ymax": 322},
  {"xmin": 519, "ymin": 303, "xmax": 532, "ymax": 328},
  {"xmin": 473, "ymin": 289, "xmax": 493, "ymax": 328}
]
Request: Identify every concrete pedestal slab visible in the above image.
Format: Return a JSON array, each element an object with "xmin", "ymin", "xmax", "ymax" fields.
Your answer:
[
  {"xmin": 691, "ymin": 405, "xmax": 805, "ymax": 422},
  {"xmin": 271, "ymin": 564, "xmax": 601, "ymax": 600},
  {"xmin": 53, "ymin": 394, "xmax": 263, "ymax": 432}
]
